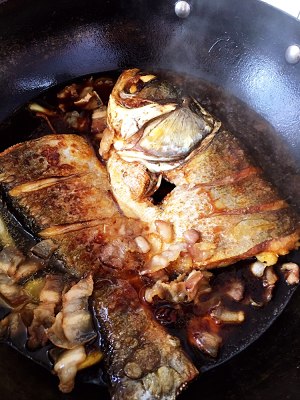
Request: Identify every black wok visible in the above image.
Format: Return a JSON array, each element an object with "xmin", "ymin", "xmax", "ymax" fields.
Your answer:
[{"xmin": 0, "ymin": 0, "xmax": 300, "ymax": 399}]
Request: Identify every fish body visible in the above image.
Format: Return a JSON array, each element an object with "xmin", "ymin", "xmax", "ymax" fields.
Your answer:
[
  {"xmin": 1, "ymin": 70, "xmax": 300, "ymax": 399},
  {"xmin": 105, "ymin": 71, "xmax": 300, "ymax": 272},
  {"xmin": 0, "ymin": 134, "xmax": 198, "ymax": 398},
  {"xmin": 93, "ymin": 277, "xmax": 197, "ymax": 400}
]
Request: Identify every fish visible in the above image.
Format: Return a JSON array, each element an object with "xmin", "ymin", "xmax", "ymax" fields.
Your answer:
[
  {"xmin": 1, "ymin": 70, "xmax": 300, "ymax": 399},
  {"xmin": 0, "ymin": 133, "xmax": 198, "ymax": 398},
  {"xmin": 105, "ymin": 69, "xmax": 300, "ymax": 274},
  {"xmin": 104, "ymin": 68, "xmax": 221, "ymax": 172},
  {"xmin": 93, "ymin": 276, "xmax": 197, "ymax": 400}
]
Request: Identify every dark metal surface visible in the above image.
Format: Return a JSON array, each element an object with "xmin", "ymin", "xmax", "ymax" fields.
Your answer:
[{"xmin": 0, "ymin": 0, "xmax": 300, "ymax": 399}]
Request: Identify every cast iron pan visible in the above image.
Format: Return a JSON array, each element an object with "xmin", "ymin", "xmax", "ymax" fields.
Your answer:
[{"xmin": 0, "ymin": 0, "xmax": 300, "ymax": 399}]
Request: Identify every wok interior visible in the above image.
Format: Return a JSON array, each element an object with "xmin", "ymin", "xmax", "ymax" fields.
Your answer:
[
  {"xmin": 0, "ymin": 67, "xmax": 299, "ymax": 400},
  {"xmin": 0, "ymin": 0, "xmax": 300, "ymax": 399}
]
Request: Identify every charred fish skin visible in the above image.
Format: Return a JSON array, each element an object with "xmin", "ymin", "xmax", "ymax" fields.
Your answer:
[{"xmin": 93, "ymin": 277, "xmax": 198, "ymax": 400}]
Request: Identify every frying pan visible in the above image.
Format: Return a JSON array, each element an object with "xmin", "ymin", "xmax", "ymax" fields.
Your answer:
[{"xmin": 0, "ymin": 0, "xmax": 300, "ymax": 399}]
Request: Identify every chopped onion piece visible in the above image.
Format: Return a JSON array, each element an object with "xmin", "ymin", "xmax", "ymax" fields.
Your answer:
[
  {"xmin": 263, "ymin": 266, "xmax": 278, "ymax": 286},
  {"xmin": 142, "ymin": 254, "xmax": 169, "ymax": 275},
  {"xmin": 134, "ymin": 236, "xmax": 151, "ymax": 253},
  {"xmin": 54, "ymin": 346, "xmax": 87, "ymax": 393},
  {"xmin": 260, "ymin": 266, "xmax": 278, "ymax": 302},
  {"xmin": 225, "ymin": 280, "xmax": 244, "ymax": 301},
  {"xmin": 155, "ymin": 220, "xmax": 174, "ymax": 243},
  {"xmin": 141, "ymin": 242, "xmax": 187, "ymax": 275},
  {"xmin": 144, "ymin": 270, "xmax": 210, "ymax": 303},
  {"xmin": 78, "ymin": 349, "xmax": 103, "ymax": 371},
  {"xmin": 145, "ymin": 233, "xmax": 163, "ymax": 254},
  {"xmin": 192, "ymin": 330, "xmax": 222, "ymax": 358},
  {"xmin": 249, "ymin": 298, "xmax": 264, "ymax": 307},
  {"xmin": 183, "ymin": 229, "xmax": 201, "ymax": 244},
  {"xmin": 99, "ymin": 128, "xmax": 114, "ymax": 159},
  {"xmin": 281, "ymin": 262, "xmax": 299, "ymax": 285},
  {"xmin": 28, "ymin": 103, "xmax": 56, "ymax": 116},
  {"xmin": 140, "ymin": 74, "xmax": 156, "ymax": 83},
  {"xmin": 211, "ymin": 306, "xmax": 245, "ymax": 324}
]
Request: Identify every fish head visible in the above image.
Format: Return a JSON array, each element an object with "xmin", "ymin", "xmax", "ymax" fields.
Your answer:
[{"xmin": 107, "ymin": 69, "xmax": 220, "ymax": 172}]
